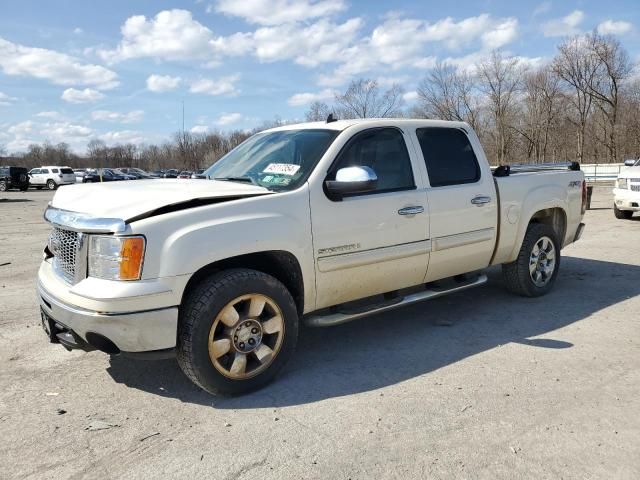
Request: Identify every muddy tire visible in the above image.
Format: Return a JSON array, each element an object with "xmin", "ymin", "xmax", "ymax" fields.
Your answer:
[
  {"xmin": 502, "ymin": 223, "xmax": 561, "ymax": 297},
  {"xmin": 177, "ymin": 268, "xmax": 299, "ymax": 396}
]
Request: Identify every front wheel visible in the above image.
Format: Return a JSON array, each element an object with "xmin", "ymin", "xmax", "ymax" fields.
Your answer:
[
  {"xmin": 177, "ymin": 269, "xmax": 299, "ymax": 395},
  {"xmin": 0, "ymin": 181, "xmax": 6, "ymax": 192},
  {"xmin": 502, "ymin": 223, "xmax": 561, "ymax": 297},
  {"xmin": 46, "ymin": 179, "xmax": 57, "ymax": 190},
  {"xmin": 614, "ymin": 204, "xmax": 633, "ymax": 220}
]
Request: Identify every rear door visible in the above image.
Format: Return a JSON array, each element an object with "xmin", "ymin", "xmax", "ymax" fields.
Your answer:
[
  {"xmin": 310, "ymin": 127, "xmax": 430, "ymax": 308},
  {"xmin": 412, "ymin": 127, "xmax": 497, "ymax": 282}
]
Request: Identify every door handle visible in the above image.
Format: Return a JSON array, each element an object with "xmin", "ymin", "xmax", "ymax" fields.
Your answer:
[
  {"xmin": 398, "ymin": 206, "xmax": 424, "ymax": 215},
  {"xmin": 471, "ymin": 196, "xmax": 492, "ymax": 206}
]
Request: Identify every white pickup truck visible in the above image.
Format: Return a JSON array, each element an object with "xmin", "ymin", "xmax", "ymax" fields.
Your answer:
[{"xmin": 38, "ymin": 119, "xmax": 586, "ymax": 395}]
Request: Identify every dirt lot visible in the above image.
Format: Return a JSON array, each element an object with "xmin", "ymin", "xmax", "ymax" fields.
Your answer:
[{"xmin": 1, "ymin": 186, "xmax": 639, "ymax": 479}]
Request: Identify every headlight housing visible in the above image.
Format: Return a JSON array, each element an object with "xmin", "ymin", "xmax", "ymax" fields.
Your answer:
[
  {"xmin": 88, "ymin": 235, "xmax": 145, "ymax": 281},
  {"xmin": 617, "ymin": 178, "xmax": 628, "ymax": 189}
]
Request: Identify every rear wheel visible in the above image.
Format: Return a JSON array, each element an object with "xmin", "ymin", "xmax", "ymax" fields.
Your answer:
[
  {"xmin": 46, "ymin": 179, "xmax": 57, "ymax": 190},
  {"xmin": 0, "ymin": 181, "xmax": 6, "ymax": 192},
  {"xmin": 502, "ymin": 223, "xmax": 561, "ymax": 297},
  {"xmin": 177, "ymin": 269, "xmax": 299, "ymax": 395},
  {"xmin": 614, "ymin": 204, "xmax": 633, "ymax": 219}
]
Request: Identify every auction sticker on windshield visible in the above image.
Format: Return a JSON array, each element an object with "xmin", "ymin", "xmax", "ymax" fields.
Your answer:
[{"xmin": 262, "ymin": 163, "xmax": 301, "ymax": 176}]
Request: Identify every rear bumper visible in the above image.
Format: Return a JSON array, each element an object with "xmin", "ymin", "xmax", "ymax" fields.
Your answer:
[{"xmin": 38, "ymin": 282, "xmax": 178, "ymax": 353}]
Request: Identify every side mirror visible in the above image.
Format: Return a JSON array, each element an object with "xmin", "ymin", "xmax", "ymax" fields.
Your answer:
[
  {"xmin": 325, "ymin": 166, "xmax": 378, "ymax": 200},
  {"xmin": 624, "ymin": 159, "xmax": 637, "ymax": 167}
]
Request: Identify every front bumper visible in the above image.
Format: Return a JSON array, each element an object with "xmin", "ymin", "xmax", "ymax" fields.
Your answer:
[
  {"xmin": 613, "ymin": 188, "xmax": 640, "ymax": 211},
  {"xmin": 37, "ymin": 260, "xmax": 181, "ymax": 353}
]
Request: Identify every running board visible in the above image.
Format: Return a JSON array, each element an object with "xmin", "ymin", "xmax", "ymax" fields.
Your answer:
[{"xmin": 304, "ymin": 274, "xmax": 488, "ymax": 327}]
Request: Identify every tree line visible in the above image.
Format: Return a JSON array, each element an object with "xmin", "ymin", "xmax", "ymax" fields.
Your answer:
[{"xmin": 2, "ymin": 32, "xmax": 638, "ymax": 170}]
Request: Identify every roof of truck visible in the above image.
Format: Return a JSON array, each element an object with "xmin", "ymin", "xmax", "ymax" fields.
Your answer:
[{"xmin": 264, "ymin": 118, "xmax": 470, "ymax": 133}]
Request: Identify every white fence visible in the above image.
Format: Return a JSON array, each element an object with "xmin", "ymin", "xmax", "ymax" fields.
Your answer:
[{"xmin": 581, "ymin": 163, "xmax": 624, "ymax": 182}]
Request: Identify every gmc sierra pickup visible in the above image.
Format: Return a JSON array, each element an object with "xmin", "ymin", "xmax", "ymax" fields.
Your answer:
[{"xmin": 38, "ymin": 119, "xmax": 586, "ymax": 395}]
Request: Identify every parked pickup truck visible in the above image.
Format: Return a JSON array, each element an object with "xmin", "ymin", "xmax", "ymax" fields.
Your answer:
[{"xmin": 38, "ymin": 119, "xmax": 586, "ymax": 395}]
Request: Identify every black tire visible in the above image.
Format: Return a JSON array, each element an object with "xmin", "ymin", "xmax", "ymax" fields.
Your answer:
[
  {"xmin": 20, "ymin": 185, "xmax": 28, "ymax": 192},
  {"xmin": 614, "ymin": 204, "xmax": 633, "ymax": 219},
  {"xmin": 46, "ymin": 179, "xmax": 57, "ymax": 190},
  {"xmin": 0, "ymin": 180, "xmax": 6, "ymax": 192},
  {"xmin": 502, "ymin": 223, "xmax": 561, "ymax": 297},
  {"xmin": 177, "ymin": 268, "xmax": 299, "ymax": 395}
]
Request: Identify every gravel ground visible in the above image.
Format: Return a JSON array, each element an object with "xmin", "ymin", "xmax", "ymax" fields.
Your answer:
[{"xmin": 0, "ymin": 186, "xmax": 638, "ymax": 480}]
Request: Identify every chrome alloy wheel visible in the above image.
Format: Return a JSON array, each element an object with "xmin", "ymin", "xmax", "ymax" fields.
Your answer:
[
  {"xmin": 208, "ymin": 294, "xmax": 285, "ymax": 380},
  {"xmin": 529, "ymin": 236, "xmax": 556, "ymax": 287}
]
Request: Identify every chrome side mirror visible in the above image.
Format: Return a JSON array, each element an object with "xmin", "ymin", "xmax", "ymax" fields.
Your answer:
[{"xmin": 325, "ymin": 166, "xmax": 378, "ymax": 200}]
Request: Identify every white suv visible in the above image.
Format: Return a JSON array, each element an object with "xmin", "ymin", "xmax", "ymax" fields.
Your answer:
[{"xmin": 29, "ymin": 166, "xmax": 76, "ymax": 190}]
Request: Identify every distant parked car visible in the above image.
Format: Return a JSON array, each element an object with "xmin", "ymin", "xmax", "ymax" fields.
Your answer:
[
  {"xmin": 191, "ymin": 169, "xmax": 206, "ymax": 179},
  {"xmin": 163, "ymin": 169, "xmax": 179, "ymax": 178},
  {"xmin": 118, "ymin": 167, "xmax": 153, "ymax": 179},
  {"xmin": 83, "ymin": 168, "xmax": 127, "ymax": 183},
  {"xmin": 29, "ymin": 166, "xmax": 75, "ymax": 190},
  {"xmin": 0, "ymin": 166, "xmax": 30, "ymax": 191},
  {"xmin": 149, "ymin": 170, "xmax": 164, "ymax": 178},
  {"xmin": 623, "ymin": 159, "xmax": 639, "ymax": 167},
  {"xmin": 613, "ymin": 161, "xmax": 640, "ymax": 219},
  {"xmin": 177, "ymin": 170, "xmax": 192, "ymax": 179},
  {"xmin": 73, "ymin": 169, "xmax": 88, "ymax": 183}
]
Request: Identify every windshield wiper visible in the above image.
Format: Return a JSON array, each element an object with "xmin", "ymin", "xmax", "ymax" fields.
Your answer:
[{"xmin": 214, "ymin": 176, "xmax": 257, "ymax": 185}]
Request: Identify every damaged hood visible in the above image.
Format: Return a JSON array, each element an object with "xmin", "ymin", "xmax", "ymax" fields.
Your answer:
[{"xmin": 50, "ymin": 179, "xmax": 271, "ymax": 221}]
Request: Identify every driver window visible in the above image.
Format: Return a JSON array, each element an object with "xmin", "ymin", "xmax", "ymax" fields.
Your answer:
[{"xmin": 333, "ymin": 128, "xmax": 415, "ymax": 193}]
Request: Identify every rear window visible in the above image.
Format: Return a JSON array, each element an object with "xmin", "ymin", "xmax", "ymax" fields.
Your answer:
[
  {"xmin": 416, "ymin": 128, "xmax": 480, "ymax": 187},
  {"xmin": 60, "ymin": 168, "xmax": 74, "ymax": 174}
]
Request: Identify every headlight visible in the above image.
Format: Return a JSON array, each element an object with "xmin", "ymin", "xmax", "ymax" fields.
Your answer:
[
  {"xmin": 617, "ymin": 178, "xmax": 628, "ymax": 189},
  {"xmin": 88, "ymin": 235, "xmax": 145, "ymax": 281}
]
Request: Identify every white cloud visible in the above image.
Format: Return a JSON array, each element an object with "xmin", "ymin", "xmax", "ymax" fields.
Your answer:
[
  {"xmin": 91, "ymin": 110, "xmax": 144, "ymax": 123},
  {"xmin": 35, "ymin": 111, "xmax": 61, "ymax": 118},
  {"xmin": 481, "ymin": 18, "xmax": 519, "ymax": 49},
  {"xmin": 98, "ymin": 9, "xmax": 249, "ymax": 63},
  {"xmin": 214, "ymin": 0, "xmax": 346, "ymax": 26},
  {"xmin": 6, "ymin": 120, "xmax": 93, "ymax": 152},
  {"xmin": 403, "ymin": 91, "xmax": 419, "ymax": 102},
  {"xmin": 190, "ymin": 74, "xmax": 240, "ymax": 96},
  {"xmin": 542, "ymin": 10, "xmax": 584, "ymax": 37},
  {"xmin": 146, "ymin": 74, "xmax": 182, "ymax": 92},
  {"xmin": 99, "ymin": 130, "xmax": 146, "ymax": 145},
  {"xmin": 532, "ymin": 2, "xmax": 552, "ymax": 17},
  {"xmin": 45, "ymin": 122, "xmax": 92, "ymax": 138},
  {"xmin": 61, "ymin": 88, "xmax": 105, "ymax": 103},
  {"xmin": 73, "ymin": 27, "xmax": 83, "ymax": 35},
  {"xmin": 0, "ymin": 91, "xmax": 17, "ymax": 106},
  {"xmin": 287, "ymin": 88, "xmax": 336, "ymax": 106},
  {"xmin": 190, "ymin": 125, "xmax": 209, "ymax": 133},
  {"xmin": 0, "ymin": 37, "xmax": 118, "ymax": 90},
  {"xmin": 8, "ymin": 120, "xmax": 34, "ymax": 136},
  {"xmin": 216, "ymin": 112, "xmax": 243, "ymax": 126},
  {"xmin": 253, "ymin": 18, "xmax": 362, "ymax": 67},
  {"xmin": 597, "ymin": 20, "xmax": 633, "ymax": 35}
]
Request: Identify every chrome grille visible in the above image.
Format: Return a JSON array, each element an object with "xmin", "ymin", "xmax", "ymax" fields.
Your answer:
[
  {"xmin": 631, "ymin": 184, "xmax": 640, "ymax": 192},
  {"xmin": 49, "ymin": 227, "xmax": 79, "ymax": 283}
]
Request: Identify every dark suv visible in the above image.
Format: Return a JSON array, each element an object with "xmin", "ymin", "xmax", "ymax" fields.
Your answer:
[{"xmin": 0, "ymin": 166, "xmax": 30, "ymax": 191}]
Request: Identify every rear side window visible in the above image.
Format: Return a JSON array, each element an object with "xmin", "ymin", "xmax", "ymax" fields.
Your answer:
[
  {"xmin": 41, "ymin": 169, "xmax": 49, "ymax": 174},
  {"xmin": 0, "ymin": 168, "xmax": 7, "ymax": 176},
  {"xmin": 332, "ymin": 128, "xmax": 415, "ymax": 194},
  {"xmin": 60, "ymin": 168, "xmax": 73, "ymax": 174},
  {"xmin": 52, "ymin": 168, "xmax": 59, "ymax": 173},
  {"xmin": 416, "ymin": 128, "xmax": 480, "ymax": 187}
]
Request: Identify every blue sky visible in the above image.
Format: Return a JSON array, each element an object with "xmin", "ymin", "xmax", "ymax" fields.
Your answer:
[{"xmin": 1, "ymin": 0, "xmax": 638, "ymax": 153}]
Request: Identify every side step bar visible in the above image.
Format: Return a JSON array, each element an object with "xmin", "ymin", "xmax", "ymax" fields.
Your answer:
[{"xmin": 304, "ymin": 274, "xmax": 488, "ymax": 328}]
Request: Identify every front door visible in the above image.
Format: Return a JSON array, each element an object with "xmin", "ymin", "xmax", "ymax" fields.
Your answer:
[{"xmin": 310, "ymin": 127, "xmax": 430, "ymax": 309}]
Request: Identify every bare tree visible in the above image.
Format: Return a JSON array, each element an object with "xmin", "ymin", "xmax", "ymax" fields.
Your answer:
[
  {"xmin": 0, "ymin": 143, "xmax": 6, "ymax": 157},
  {"xmin": 417, "ymin": 62, "xmax": 480, "ymax": 130},
  {"xmin": 553, "ymin": 36, "xmax": 600, "ymax": 162},
  {"xmin": 334, "ymin": 79, "xmax": 404, "ymax": 118},
  {"xmin": 477, "ymin": 51, "xmax": 523, "ymax": 165},
  {"xmin": 305, "ymin": 101, "xmax": 331, "ymax": 122}
]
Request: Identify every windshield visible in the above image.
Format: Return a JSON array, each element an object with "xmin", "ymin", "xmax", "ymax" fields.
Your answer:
[{"xmin": 204, "ymin": 129, "xmax": 339, "ymax": 191}]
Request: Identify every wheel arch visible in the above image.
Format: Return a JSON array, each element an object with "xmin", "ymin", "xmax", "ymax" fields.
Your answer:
[
  {"xmin": 528, "ymin": 207, "xmax": 567, "ymax": 246},
  {"xmin": 180, "ymin": 250, "xmax": 305, "ymax": 317}
]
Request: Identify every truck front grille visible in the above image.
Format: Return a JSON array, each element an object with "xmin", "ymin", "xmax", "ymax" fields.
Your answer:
[{"xmin": 49, "ymin": 227, "xmax": 79, "ymax": 283}]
